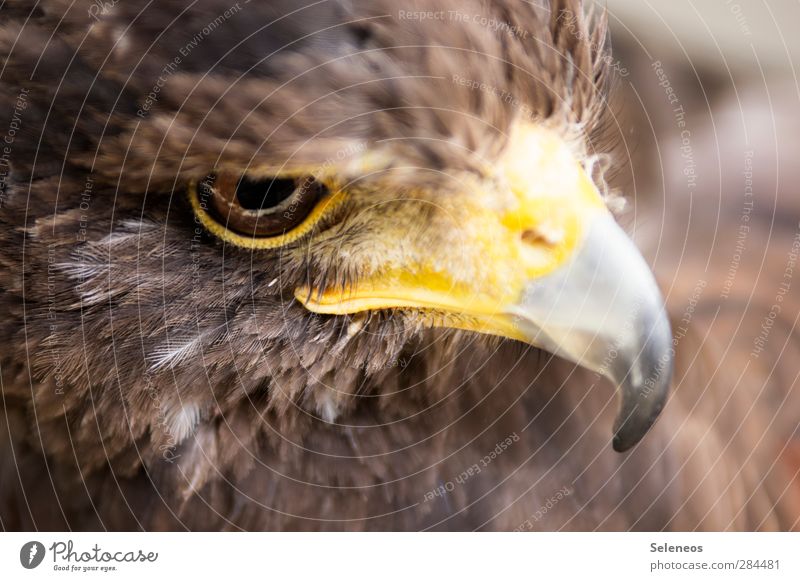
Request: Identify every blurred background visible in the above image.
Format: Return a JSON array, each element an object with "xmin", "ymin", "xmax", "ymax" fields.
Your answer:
[{"xmin": 602, "ymin": 0, "xmax": 800, "ymax": 515}]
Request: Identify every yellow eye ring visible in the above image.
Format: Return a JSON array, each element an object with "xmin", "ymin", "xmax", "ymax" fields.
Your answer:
[{"xmin": 188, "ymin": 178, "xmax": 344, "ymax": 249}]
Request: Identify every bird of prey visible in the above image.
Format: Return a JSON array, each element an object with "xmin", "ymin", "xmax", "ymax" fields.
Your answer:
[{"xmin": 0, "ymin": 0, "xmax": 796, "ymax": 531}]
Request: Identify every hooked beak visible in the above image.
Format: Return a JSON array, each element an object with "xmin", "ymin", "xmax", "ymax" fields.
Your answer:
[
  {"xmin": 509, "ymin": 212, "xmax": 672, "ymax": 451},
  {"xmin": 296, "ymin": 124, "xmax": 672, "ymax": 452}
]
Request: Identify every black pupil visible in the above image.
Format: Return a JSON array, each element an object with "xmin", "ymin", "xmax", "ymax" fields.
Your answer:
[{"xmin": 235, "ymin": 176, "xmax": 297, "ymax": 210}]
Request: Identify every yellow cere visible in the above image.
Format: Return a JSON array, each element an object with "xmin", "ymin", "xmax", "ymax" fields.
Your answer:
[{"xmin": 296, "ymin": 123, "xmax": 611, "ymax": 338}]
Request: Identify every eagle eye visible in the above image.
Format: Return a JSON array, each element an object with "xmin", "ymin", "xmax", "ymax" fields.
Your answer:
[
  {"xmin": 199, "ymin": 173, "xmax": 326, "ymax": 238},
  {"xmin": 235, "ymin": 176, "xmax": 297, "ymax": 210}
]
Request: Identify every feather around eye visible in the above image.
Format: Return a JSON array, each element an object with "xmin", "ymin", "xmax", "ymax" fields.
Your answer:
[{"xmin": 189, "ymin": 174, "xmax": 344, "ymax": 249}]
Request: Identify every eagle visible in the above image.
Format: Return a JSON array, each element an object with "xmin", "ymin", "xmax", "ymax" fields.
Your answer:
[{"xmin": 0, "ymin": 0, "xmax": 797, "ymax": 531}]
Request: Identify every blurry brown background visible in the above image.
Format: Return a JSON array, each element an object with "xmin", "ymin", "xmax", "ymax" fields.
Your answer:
[{"xmin": 604, "ymin": 0, "xmax": 800, "ymax": 513}]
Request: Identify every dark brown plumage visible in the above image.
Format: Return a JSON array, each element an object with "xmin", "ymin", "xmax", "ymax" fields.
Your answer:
[{"xmin": 0, "ymin": 0, "xmax": 797, "ymax": 531}]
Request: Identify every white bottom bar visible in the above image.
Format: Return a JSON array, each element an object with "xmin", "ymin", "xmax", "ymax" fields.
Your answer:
[{"xmin": 2, "ymin": 532, "xmax": 799, "ymax": 579}]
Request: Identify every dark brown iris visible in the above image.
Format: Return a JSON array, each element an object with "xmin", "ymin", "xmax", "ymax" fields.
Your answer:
[{"xmin": 201, "ymin": 173, "xmax": 325, "ymax": 237}]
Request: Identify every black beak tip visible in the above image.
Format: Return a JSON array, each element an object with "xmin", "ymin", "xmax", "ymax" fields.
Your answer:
[
  {"xmin": 612, "ymin": 433, "xmax": 631, "ymax": 453},
  {"xmin": 612, "ymin": 432, "xmax": 638, "ymax": 453},
  {"xmin": 611, "ymin": 399, "xmax": 666, "ymax": 453}
]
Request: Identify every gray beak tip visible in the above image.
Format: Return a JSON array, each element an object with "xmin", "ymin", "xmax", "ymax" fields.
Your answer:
[
  {"xmin": 611, "ymin": 352, "xmax": 673, "ymax": 453},
  {"xmin": 612, "ymin": 397, "xmax": 667, "ymax": 452}
]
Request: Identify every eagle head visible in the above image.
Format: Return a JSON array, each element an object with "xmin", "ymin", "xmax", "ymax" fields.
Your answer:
[{"xmin": 0, "ymin": 0, "xmax": 672, "ymax": 506}]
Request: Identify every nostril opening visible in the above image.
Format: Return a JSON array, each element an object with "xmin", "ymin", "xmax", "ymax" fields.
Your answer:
[
  {"xmin": 521, "ymin": 226, "xmax": 563, "ymax": 246},
  {"xmin": 521, "ymin": 229, "xmax": 545, "ymax": 245}
]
